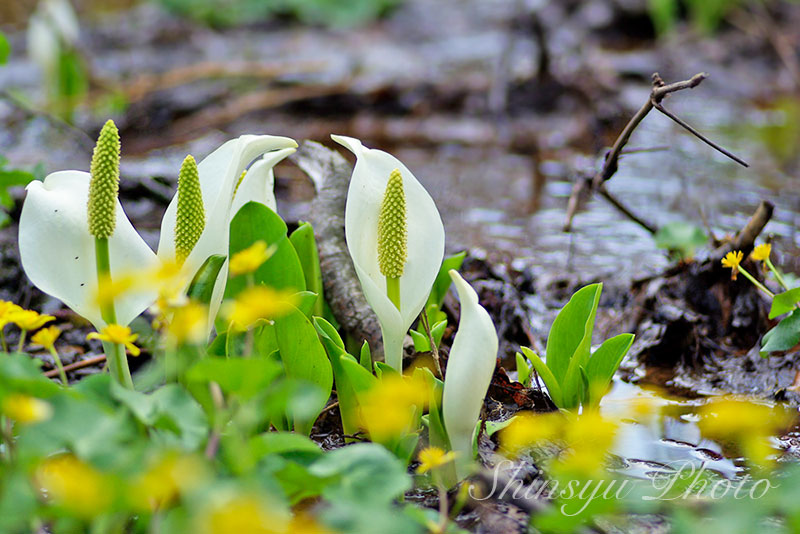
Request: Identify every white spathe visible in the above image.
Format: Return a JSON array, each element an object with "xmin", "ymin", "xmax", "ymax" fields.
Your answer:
[
  {"xmin": 442, "ymin": 270, "xmax": 499, "ymax": 480},
  {"xmin": 19, "ymin": 170, "xmax": 160, "ymax": 329},
  {"xmin": 332, "ymin": 134, "xmax": 445, "ymax": 371},
  {"xmin": 157, "ymin": 135, "xmax": 296, "ymax": 329}
]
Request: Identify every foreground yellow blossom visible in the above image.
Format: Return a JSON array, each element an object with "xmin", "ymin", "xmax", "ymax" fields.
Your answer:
[
  {"xmin": 9, "ymin": 309, "xmax": 55, "ymax": 331},
  {"xmin": 229, "ymin": 240, "xmax": 274, "ymax": 276},
  {"xmin": 721, "ymin": 250, "xmax": 743, "ymax": 280},
  {"xmin": 87, "ymin": 324, "xmax": 141, "ymax": 356},
  {"xmin": 35, "ymin": 454, "xmax": 112, "ymax": 517},
  {"xmin": 166, "ymin": 302, "xmax": 208, "ymax": 345},
  {"xmin": 200, "ymin": 494, "xmax": 289, "ymax": 534},
  {"xmin": 31, "ymin": 325, "xmax": 62, "ymax": 351},
  {"xmin": 699, "ymin": 397, "xmax": 791, "ymax": 469},
  {"xmin": 359, "ymin": 373, "xmax": 429, "ymax": 443},
  {"xmin": 750, "ymin": 243, "xmax": 772, "ymax": 262},
  {"xmin": 416, "ymin": 447, "xmax": 457, "ymax": 474},
  {"xmin": 130, "ymin": 453, "xmax": 207, "ymax": 511},
  {"xmin": 1, "ymin": 393, "xmax": 52, "ymax": 424},
  {"xmin": 225, "ymin": 286, "xmax": 298, "ymax": 330}
]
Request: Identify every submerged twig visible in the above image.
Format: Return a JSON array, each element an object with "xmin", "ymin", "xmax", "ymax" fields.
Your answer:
[{"xmin": 564, "ymin": 72, "xmax": 749, "ymax": 233}]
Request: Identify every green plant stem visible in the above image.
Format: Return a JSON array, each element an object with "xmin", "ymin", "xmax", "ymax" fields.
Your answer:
[
  {"xmin": 0, "ymin": 327, "xmax": 7, "ymax": 353},
  {"xmin": 16, "ymin": 330, "xmax": 26, "ymax": 353},
  {"xmin": 386, "ymin": 276, "xmax": 401, "ymax": 311},
  {"xmin": 48, "ymin": 347, "xmax": 68, "ymax": 386},
  {"xmin": 739, "ymin": 266, "xmax": 774, "ymax": 299},
  {"xmin": 95, "ymin": 237, "xmax": 134, "ymax": 389},
  {"xmin": 765, "ymin": 258, "xmax": 790, "ymax": 291}
]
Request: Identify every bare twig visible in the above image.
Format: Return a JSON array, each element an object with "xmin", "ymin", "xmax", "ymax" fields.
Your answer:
[
  {"xmin": 565, "ymin": 72, "xmax": 749, "ymax": 233},
  {"xmin": 43, "ymin": 354, "xmax": 106, "ymax": 378},
  {"xmin": 709, "ymin": 200, "xmax": 774, "ymax": 264}
]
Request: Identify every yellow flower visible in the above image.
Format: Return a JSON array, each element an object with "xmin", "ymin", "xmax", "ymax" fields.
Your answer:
[
  {"xmin": 416, "ymin": 447, "xmax": 457, "ymax": 474},
  {"xmin": 9, "ymin": 309, "xmax": 54, "ymax": 331},
  {"xmin": 35, "ymin": 454, "xmax": 112, "ymax": 518},
  {"xmin": 1, "ymin": 393, "xmax": 52, "ymax": 424},
  {"xmin": 30, "ymin": 325, "xmax": 62, "ymax": 352},
  {"xmin": 500, "ymin": 411, "xmax": 561, "ymax": 457},
  {"xmin": 229, "ymin": 241, "xmax": 274, "ymax": 276},
  {"xmin": 87, "ymin": 324, "xmax": 141, "ymax": 356},
  {"xmin": 0, "ymin": 300, "xmax": 22, "ymax": 328},
  {"xmin": 225, "ymin": 286, "xmax": 298, "ymax": 330},
  {"xmin": 200, "ymin": 494, "xmax": 288, "ymax": 534},
  {"xmin": 698, "ymin": 397, "xmax": 791, "ymax": 469},
  {"xmin": 167, "ymin": 302, "xmax": 208, "ymax": 345},
  {"xmin": 751, "ymin": 243, "xmax": 772, "ymax": 262},
  {"xmin": 721, "ymin": 250, "xmax": 743, "ymax": 280},
  {"xmin": 130, "ymin": 453, "xmax": 207, "ymax": 511},
  {"xmin": 94, "ymin": 272, "xmax": 138, "ymax": 311},
  {"xmin": 359, "ymin": 373, "xmax": 429, "ymax": 443}
]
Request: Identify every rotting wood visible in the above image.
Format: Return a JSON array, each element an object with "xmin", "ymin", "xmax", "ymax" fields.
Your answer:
[{"xmin": 290, "ymin": 140, "xmax": 384, "ymax": 359}]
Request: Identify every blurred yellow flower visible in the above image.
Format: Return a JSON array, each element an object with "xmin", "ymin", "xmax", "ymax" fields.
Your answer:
[
  {"xmin": 699, "ymin": 397, "xmax": 791, "ymax": 468},
  {"xmin": 416, "ymin": 446, "xmax": 457, "ymax": 474},
  {"xmin": 1, "ymin": 393, "xmax": 52, "ymax": 424},
  {"xmin": 10, "ymin": 309, "xmax": 54, "ymax": 331},
  {"xmin": 94, "ymin": 272, "xmax": 137, "ymax": 311},
  {"xmin": 499, "ymin": 411, "xmax": 561, "ymax": 457},
  {"xmin": 721, "ymin": 250, "xmax": 743, "ymax": 280},
  {"xmin": 130, "ymin": 453, "xmax": 207, "ymax": 511},
  {"xmin": 0, "ymin": 300, "xmax": 23, "ymax": 328},
  {"xmin": 201, "ymin": 494, "xmax": 288, "ymax": 534},
  {"xmin": 750, "ymin": 243, "xmax": 772, "ymax": 262},
  {"xmin": 225, "ymin": 286, "xmax": 298, "ymax": 330},
  {"xmin": 87, "ymin": 324, "xmax": 141, "ymax": 356},
  {"xmin": 35, "ymin": 454, "xmax": 112, "ymax": 517},
  {"xmin": 359, "ymin": 373, "xmax": 429, "ymax": 443},
  {"xmin": 31, "ymin": 325, "xmax": 62, "ymax": 352},
  {"xmin": 229, "ymin": 241, "xmax": 274, "ymax": 276},
  {"xmin": 167, "ymin": 302, "xmax": 208, "ymax": 345}
]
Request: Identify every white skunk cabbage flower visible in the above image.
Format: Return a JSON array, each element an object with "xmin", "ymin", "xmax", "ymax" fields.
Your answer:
[
  {"xmin": 332, "ymin": 135, "xmax": 445, "ymax": 371},
  {"xmin": 442, "ymin": 270, "xmax": 498, "ymax": 480},
  {"xmin": 157, "ymin": 135, "xmax": 296, "ymax": 327},
  {"xmin": 19, "ymin": 171, "xmax": 159, "ymax": 329},
  {"xmin": 27, "ymin": 0, "xmax": 80, "ymax": 74}
]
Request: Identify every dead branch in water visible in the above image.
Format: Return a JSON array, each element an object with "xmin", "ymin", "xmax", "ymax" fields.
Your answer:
[
  {"xmin": 290, "ymin": 141, "xmax": 384, "ymax": 358},
  {"xmin": 564, "ymin": 72, "xmax": 749, "ymax": 233}
]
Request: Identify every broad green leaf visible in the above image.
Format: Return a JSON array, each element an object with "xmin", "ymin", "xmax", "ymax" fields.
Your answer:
[
  {"xmin": 274, "ymin": 306, "xmax": 333, "ymax": 434},
  {"xmin": 761, "ymin": 309, "xmax": 800, "ymax": 357},
  {"xmin": 149, "ymin": 384, "xmax": 208, "ymax": 449},
  {"xmin": 520, "ymin": 347, "xmax": 563, "ymax": 408},
  {"xmin": 770, "ymin": 288, "xmax": 800, "ymax": 319},
  {"xmin": 226, "ymin": 202, "xmax": 305, "ymax": 300},
  {"xmin": 249, "ymin": 431, "xmax": 322, "ymax": 458},
  {"xmin": 309, "ymin": 443, "xmax": 411, "ymax": 505},
  {"xmin": 359, "ymin": 340, "xmax": 372, "ymax": 372},
  {"xmin": 289, "ymin": 222, "xmax": 324, "ymax": 317},
  {"xmin": 427, "ymin": 251, "xmax": 467, "ymax": 308},
  {"xmin": 545, "ymin": 283, "xmax": 603, "ymax": 385},
  {"xmin": 654, "ymin": 222, "xmax": 707, "ymax": 260},
  {"xmin": 585, "ymin": 333, "xmax": 635, "ymax": 405},
  {"xmin": 294, "ymin": 290, "xmax": 319, "ymax": 317},
  {"xmin": 186, "ymin": 356, "xmax": 282, "ymax": 398}
]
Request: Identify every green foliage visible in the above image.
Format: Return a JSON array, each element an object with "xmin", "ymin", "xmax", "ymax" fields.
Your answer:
[
  {"xmin": 769, "ymin": 287, "xmax": 800, "ymax": 319},
  {"xmin": 648, "ymin": 0, "xmax": 746, "ymax": 35},
  {"xmin": 0, "ymin": 31, "xmax": 9, "ymax": 65},
  {"xmin": 289, "ymin": 222, "xmax": 325, "ymax": 317},
  {"xmin": 521, "ymin": 284, "xmax": 634, "ymax": 409},
  {"xmin": 761, "ymin": 309, "xmax": 800, "ymax": 356},
  {"xmin": 654, "ymin": 221, "xmax": 708, "ymax": 261},
  {"xmin": 0, "ymin": 158, "xmax": 40, "ymax": 228},
  {"xmin": 154, "ymin": 0, "xmax": 404, "ymax": 28}
]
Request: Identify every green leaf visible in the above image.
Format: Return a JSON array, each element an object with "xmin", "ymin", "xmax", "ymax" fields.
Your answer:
[
  {"xmin": 546, "ymin": 284, "xmax": 603, "ymax": 386},
  {"xmin": 515, "ymin": 351, "xmax": 531, "ymax": 387},
  {"xmin": 761, "ymin": 309, "xmax": 800, "ymax": 356},
  {"xmin": 427, "ymin": 251, "xmax": 466, "ymax": 308},
  {"xmin": 0, "ymin": 32, "xmax": 9, "ymax": 65},
  {"xmin": 186, "ymin": 356, "xmax": 282, "ymax": 398},
  {"xmin": 185, "ymin": 254, "xmax": 226, "ymax": 304},
  {"xmin": 313, "ymin": 316, "xmax": 361, "ymax": 438},
  {"xmin": 647, "ymin": 0, "xmax": 679, "ymax": 36},
  {"xmin": 309, "ymin": 443, "xmax": 412, "ymax": 505},
  {"xmin": 249, "ymin": 431, "xmax": 322, "ymax": 458},
  {"xmin": 226, "ymin": 202, "xmax": 305, "ymax": 300},
  {"xmin": 654, "ymin": 222, "xmax": 707, "ymax": 260},
  {"xmin": 273, "ymin": 306, "xmax": 333, "ymax": 434},
  {"xmin": 294, "ymin": 290, "xmax": 319, "ymax": 317},
  {"xmin": 770, "ymin": 288, "xmax": 800, "ymax": 319},
  {"xmin": 359, "ymin": 340, "xmax": 372, "ymax": 372},
  {"xmin": 520, "ymin": 346, "xmax": 563, "ymax": 407},
  {"xmin": 584, "ymin": 333, "xmax": 635, "ymax": 405},
  {"xmin": 289, "ymin": 222, "xmax": 324, "ymax": 317}
]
